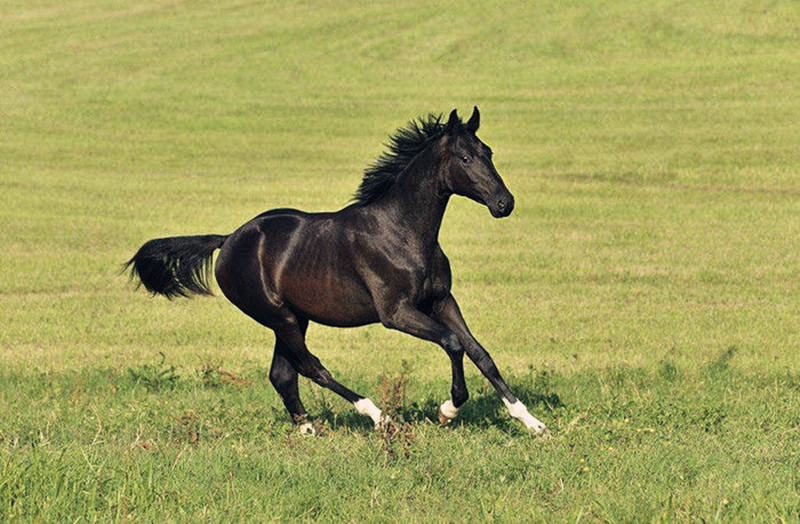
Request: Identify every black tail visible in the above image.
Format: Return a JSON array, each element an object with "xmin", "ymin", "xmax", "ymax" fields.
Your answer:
[{"xmin": 125, "ymin": 234, "xmax": 229, "ymax": 299}]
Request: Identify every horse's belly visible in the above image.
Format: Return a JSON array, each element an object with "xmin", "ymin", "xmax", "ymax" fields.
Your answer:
[{"xmin": 285, "ymin": 278, "xmax": 379, "ymax": 327}]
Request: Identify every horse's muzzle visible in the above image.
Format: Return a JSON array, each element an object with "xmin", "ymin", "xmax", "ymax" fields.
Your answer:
[{"xmin": 490, "ymin": 193, "xmax": 515, "ymax": 218}]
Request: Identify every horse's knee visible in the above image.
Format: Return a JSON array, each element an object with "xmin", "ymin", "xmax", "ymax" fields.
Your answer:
[
  {"xmin": 317, "ymin": 369, "xmax": 335, "ymax": 386},
  {"xmin": 441, "ymin": 331, "xmax": 463, "ymax": 355},
  {"xmin": 302, "ymin": 366, "xmax": 335, "ymax": 387},
  {"xmin": 269, "ymin": 364, "xmax": 295, "ymax": 392}
]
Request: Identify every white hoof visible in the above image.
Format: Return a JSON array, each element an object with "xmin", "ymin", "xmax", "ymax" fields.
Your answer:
[
  {"xmin": 438, "ymin": 399, "xmax": 459, "ymax": 426},
  {"xmin": 353, "ymin": 398, "xmax": 384, "ymax": 427},
  {"xmin": 503, "ymin": 398, "xmax": 550, "ymax": 435},
  {"xmin": 298, "ymin": 422, "xmax": 316, "ymax": 436}
]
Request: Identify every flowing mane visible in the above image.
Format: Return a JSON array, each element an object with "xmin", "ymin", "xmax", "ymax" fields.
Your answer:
[{"xmin": 353, "ymin": 113, "xmax": 461, "ymax": 206}]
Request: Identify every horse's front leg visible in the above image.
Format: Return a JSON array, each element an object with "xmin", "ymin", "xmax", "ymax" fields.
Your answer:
[
  {"xmin": 377, "ymin": 300, "xmax": 469, "ymax": 423},
  {"xmin": 432, "ymin": 294, "xmax": 550, "ymax": 434}
]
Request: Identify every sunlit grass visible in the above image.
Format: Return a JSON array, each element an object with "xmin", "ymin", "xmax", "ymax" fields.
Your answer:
[{"xmin": 1, "ymin": 0, "xmax": 798, "ymax": 520}]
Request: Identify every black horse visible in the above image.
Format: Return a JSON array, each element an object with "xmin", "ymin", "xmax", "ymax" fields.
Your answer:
[{"xmin": 127, "ymin": 107, "xmax": 548, "ymax": 435}]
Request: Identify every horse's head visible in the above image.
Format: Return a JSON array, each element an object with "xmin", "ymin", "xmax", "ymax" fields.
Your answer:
[{"xmin": 438, "ymin": 107, "xmax": 514, "ymax": 218}]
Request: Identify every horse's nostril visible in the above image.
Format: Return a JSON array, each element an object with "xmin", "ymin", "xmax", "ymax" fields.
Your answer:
[{"xmin": 494, "ymin": 195, "xmax": 514, "ymax": 217}]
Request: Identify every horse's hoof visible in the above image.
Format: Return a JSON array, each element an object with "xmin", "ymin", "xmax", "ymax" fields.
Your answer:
[
  {"xmin": 438, "ymin": 400, "xmax": 458, "ymax": 426},
  {"xmin": 298, "ymin": 422, "xmax": 316, "ymax": 436},
  {"xmin": 438, "ymin": 407, "xmax": 454, "ymax": 426}
]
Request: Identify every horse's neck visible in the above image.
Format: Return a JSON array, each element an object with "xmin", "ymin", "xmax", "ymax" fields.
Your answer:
[{"xmin": 375, "ymin": 148, "xmax": 449, "ymax": 248}]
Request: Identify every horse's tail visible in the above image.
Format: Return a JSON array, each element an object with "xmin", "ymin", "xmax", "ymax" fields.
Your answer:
[{"xmin": 125, "ymin": 234, "xmax": 229, "ymax": 299}]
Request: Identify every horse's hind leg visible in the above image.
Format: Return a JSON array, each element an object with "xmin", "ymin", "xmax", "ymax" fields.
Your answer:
[
  {"xmin": 273, "ymin": 320, "xmax": 386, "ymax": 428},
  {"xmin": 269, "ymin": 317, "xmax": 309, "ymax": 429},
  {"xmin": 270, "ymin": 348, "xmax": 315, "ymax": 434}
]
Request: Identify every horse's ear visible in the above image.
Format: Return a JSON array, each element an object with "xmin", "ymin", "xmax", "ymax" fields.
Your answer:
[
  {"xmin": 444, "ymin": 109, "xmax": 459, "ymax": 135},
  {"xmin": 466, "ymin": 106, "xmax": 480, "ymax": 134}
]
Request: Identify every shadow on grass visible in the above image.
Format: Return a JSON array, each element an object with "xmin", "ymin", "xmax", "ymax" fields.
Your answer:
[{"xmin": 309, "ymin": 366, "xmax": 567, "ymax": 435}]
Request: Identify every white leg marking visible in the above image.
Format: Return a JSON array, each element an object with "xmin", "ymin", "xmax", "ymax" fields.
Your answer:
[
  {"xmin": 298, "ymin": 421, "xmax": 315, "ymax": 436},
  {"xmin": 353, "ymin": 398, "xmax": 384, "ymax": 427},
  {"xmin": 438, "ymin": 399, "xmax": 459, "ymax": 425},
  {"xmin": 503, "ymin": 398, "xmax": 548, "ymax": 434}
]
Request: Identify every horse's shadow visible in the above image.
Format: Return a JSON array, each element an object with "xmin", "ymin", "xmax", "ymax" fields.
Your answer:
[{"xmin": 312, "ymin": 380, "xmax": 564, "ymax": 435}]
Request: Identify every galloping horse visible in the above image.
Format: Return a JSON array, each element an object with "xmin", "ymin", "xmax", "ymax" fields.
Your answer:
[{"xmin": 127, "ymin": 107, "xmax": 548, "ymax": 435}]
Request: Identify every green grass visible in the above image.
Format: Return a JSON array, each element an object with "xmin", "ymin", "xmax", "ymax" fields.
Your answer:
[{"xmin": 2, "ymin": 0, "xmax": 798, "ymax": 521}]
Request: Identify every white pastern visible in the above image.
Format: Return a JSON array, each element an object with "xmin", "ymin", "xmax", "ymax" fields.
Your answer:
[
  {"xmin": 503, "ymin": 398, "xmax": 548, "ymax": 434},
  {"xmin": 353, "ymin": 398, "xmax": 383, "ymax": 427},
  {"xmin": 438, "ymin": 399, "xmax": 459, "ymax": 425}
]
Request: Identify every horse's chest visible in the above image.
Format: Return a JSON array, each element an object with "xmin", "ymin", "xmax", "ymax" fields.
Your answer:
[
  {"xmin": 395, "ymin": 247, "xmax": 449, "ymax": 301},
  {"xmin": 405, "ymin": 263, "xmax": 443, "ymax": 305}
]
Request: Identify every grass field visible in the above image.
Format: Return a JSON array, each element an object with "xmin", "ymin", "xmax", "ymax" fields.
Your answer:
[{"xmin": 2, "ymin": 0, "xmax": 799, "ymax": 521}]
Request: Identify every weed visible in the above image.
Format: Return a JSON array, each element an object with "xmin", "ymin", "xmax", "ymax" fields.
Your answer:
[
  {"xmin": 200, "ymin": 362, "xmax": 247, "ymax": 388},
  {"xmin": 127, "ymin": 353, "xmax": 180, "ymax": 392},
  {"xmin": 176, "ymin": 410, "xmax": 201, "ymax": 444},
  {"xmin": 377, "ymin": 360, "xmax": 412, "ymax": 420},
  {"xmin": 376, "ymin": 360, "xmax": 416, "ymax": 458},
  {"xmin": 377, "ymin": 418, "xmax": 417, "ymax": 460}
]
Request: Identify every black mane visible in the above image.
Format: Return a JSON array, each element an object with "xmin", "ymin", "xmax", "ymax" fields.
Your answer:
[{"xmin": 353, "ymin": 113, "xmax": 460, "ymax": 206}]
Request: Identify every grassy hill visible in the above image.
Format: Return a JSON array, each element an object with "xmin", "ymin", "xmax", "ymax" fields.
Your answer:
[{"xmin": 1, "ymin": 1, "xmax": 798, "ymax": 520}]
